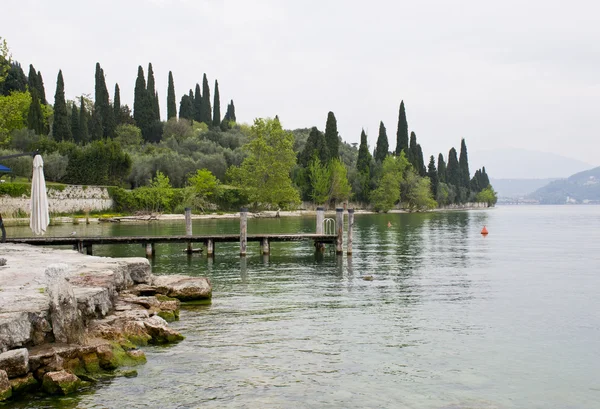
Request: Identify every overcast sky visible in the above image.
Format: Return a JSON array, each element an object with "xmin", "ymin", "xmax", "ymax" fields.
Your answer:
[{"xmin": 3, "ymin": 0, "xmax": 599, "ymax": 166}]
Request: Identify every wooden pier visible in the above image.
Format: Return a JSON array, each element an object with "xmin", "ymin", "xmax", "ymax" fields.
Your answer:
[{"xmin": 3, "ymin": 208, "xmax": 354, "ymax": 257}]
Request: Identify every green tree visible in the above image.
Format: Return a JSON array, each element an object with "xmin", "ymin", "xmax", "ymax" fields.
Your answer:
[
  {"xmin": 427, "ymin": 155, "xmax": 438, "ymax": 198},
  {"xmin": 27, "ymin": 90, "xmax": 45, "ymax": 135},
  {"xmin": 459, "ymin": 138, "xmax": 470, "ymax": 189},
  {"xmin": 328, "ymin": 158, "xmax": 352, "ymax": 205},
  {"xmin": 395, "ymin": 100, "xmax": 408, "ymax": 156},
  {"xmin": 476, "ymin": 185, "xmax": 498, "ymax": 206},
  {"xmin": 408, "ymin": 131, "xmax": 418, "ymax": 169},
  {"xmin": 114, "ymin": 123, "xmax": 143, "ymax": 147},
  {"xmin": 113, "ymin": 83, "xmax": 121, "ymax": 125},
  {"xmin": 221, "ymin": 100, "xmax": 236, "ymax": 130},
  {"xmin": 1, "ymin": 62, "xmax": 27, "ymax": 95},
  {"xmin": 167, "ymin": 71, "xmax": 177, "ymax": 120},
  {"xmin": 324, "ymin": 111, "xmax": 339, "ymax": 161},
  {"xmin": 307, "ymin": 155, "xmax": 330, "ymax": 204},
  {"xmin": 193, "ymin": 83, "xmax": 202, "ymax": 123},
  {"xmin": 147, "ymin": 63, "xmax": 160, "ymax": 122},
  {"xmin": 227, "ymin": 117, "xmax": 300, "ymax": 209},
  {"xmin": 437, "ymin": 153, "xmax": 447, "ymax": 183},
  {"xmin": 298, "ymin": 127, "xmax": 328, "ymax": 167},
  {"xmin": 79, "ymin": 96, "xmax": 89, "ymax": 143},
  {"xmin": 403, "ymin": 170, "xmax": 437, "ymax": 210},
  {"xmin": 416, "ymin": 143, "xmax": 426, "ymax": 176},
  {"xmin": 356, "ymin": 129, "xmax": 372, "ymax": 202},
  {"xmin": 52, "ymin": 70, "xmax": 71, "ymax": 141},
  {"xmin": 94, "ymin": 63, "xmax": 115, "ymax": 138},
  {"xmin": 0, "ymin": 37, "xmax": 10, "ymax": 85},
  {"xmin": 374, "ymin": 121, "xmax": 389, "ymax": 163},
  {"xmin": 179, "ymin": 93, "xmax": 193, "ymax": 121},
  {"xmin": 212, "ymin": 79, "xmax": 221, "ymax": 128},
  {"xmin": 27, "ymin": 66, "xmax": 46, "ymax": 104},
  {"xmin": 371, "ymin": 153, "xmax": 409, "ymax": 212},
  {"xmin": 201, "ymin": 74, "xmax": 211, "ymax": 125},
  {"xmin": 70, "ymin": 101, "xmax": 80, "ymax": 142},
  {"xmin": 446, "ymin": 147, "xmax": 461, "ymax": 188}
]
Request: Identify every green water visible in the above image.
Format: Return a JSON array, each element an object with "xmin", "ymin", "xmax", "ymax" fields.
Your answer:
[{"xmin": 3, "ymin": 206, "xmax": 600, "ymax": 408}]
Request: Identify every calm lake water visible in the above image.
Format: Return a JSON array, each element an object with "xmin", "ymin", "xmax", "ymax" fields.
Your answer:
[{"xmin": 4, "ymin": 206, "xmax": 600, "ymax": 409}]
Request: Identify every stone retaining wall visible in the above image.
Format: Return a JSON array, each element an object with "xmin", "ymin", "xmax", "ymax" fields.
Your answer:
[{"xmin": 0, "ymin": 186, "xmax": 113, "ymax": 216}]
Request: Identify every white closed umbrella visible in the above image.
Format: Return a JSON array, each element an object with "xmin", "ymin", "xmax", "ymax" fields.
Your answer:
[{"xmin": 30, "ymin": 155, "xmax": 50, "ymax": 235}]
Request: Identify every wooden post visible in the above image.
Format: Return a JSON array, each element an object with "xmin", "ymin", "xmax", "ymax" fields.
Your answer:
[
  {"xmin": 206, "ymin": 239, "xmax": 214, "ymax": 257},
  {"xmin": 145, "ymin": 243, "xmax": 153, "ymax": 258},
  {"xmin": 86, "ymin": 244, "xmax": 93, "ymax": 256},
  {"xmin": 336, "ymin": 208, "xmax": 343, "ymax": 255},
  {"xmin": 316, "ymin": 207, "xmax": 324, "ymax": 234},
  {"xmin": 77, "ymin": 241, "xmax": 84, "ymax": 254},
  {"xmin": 261, "ymin": 237, "xmax": 270, "ymax": 255},
  {"xmin": 185, "ymin": 207, "xmax": 192, "ymax": 253},
  {"xmin": 240, "ymin": 208, "xmax": 248, "ymax": 257},
  {"xmin": 347, "ymin": 209, "xmax": 354, "ymax": 255}
]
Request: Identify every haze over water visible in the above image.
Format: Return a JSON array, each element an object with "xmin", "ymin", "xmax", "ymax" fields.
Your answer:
[{"xmin": 7, "ymin": 206, "xmax": 600, "ymax": 408}]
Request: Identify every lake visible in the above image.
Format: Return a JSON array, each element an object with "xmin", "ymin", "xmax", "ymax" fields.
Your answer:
[{"xmin": 4, "ymin": 206, "xmax": 600, "ymax": 408}]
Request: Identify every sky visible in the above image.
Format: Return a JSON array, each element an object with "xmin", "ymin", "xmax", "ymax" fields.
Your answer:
[{"xmin": 3, "ymin": 0, "xmax": 599, "ymax": 167}]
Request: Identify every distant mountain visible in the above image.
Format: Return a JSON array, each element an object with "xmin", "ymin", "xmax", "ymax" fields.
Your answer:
[
  {"xmin": 470, "ymin": 149, "xmax": 593, "ymax": 179},
  {"xmin": 528, "ymin": 166, "xmax": 600, "ymax": 204},
  {"xmin": 490, "ymin": 178, "xmax": 558, "ymax": 198}
]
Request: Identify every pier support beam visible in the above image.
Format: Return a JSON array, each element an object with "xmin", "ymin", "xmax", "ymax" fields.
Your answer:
[
  {"xmin": 185, "ymin": 207, "xmax": 193, "ymax": 254},
  {"xmin": 316, "ymin": 207, "xmax": 324, "ymax": 234},
  {"xmin": 240, "ymin": 208, "xmax": 248, "ymax": 257},
  {"xmin": 206, "ymin": 239, "xmax": 214, "ymax": 257},
  {"xmin": 347, "ymin": 209, "xmax": 354, "ymax": 256},
  {"xmin": 336, "ymin": 208, "xmax": 344, "ymax": 255},
  {"xmin": 261, "ymin": 238, "xmax": 270, "ymax": 255},
  {"xmin": 86, "ymin": 245, "xmax": 93, "ymax": 256},
  {"xmin": 145, "ymin": 243, "xmax": 155, "ymax": 258}
]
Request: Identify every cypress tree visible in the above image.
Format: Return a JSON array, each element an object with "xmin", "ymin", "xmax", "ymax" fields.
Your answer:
[
  {"xmin": 94, "ymin": 63, "xmax": 115, "ymax": 138},
  {"xmin": 71, "ymin": 102, "xmax": 80, "ymax": 142},
  {"xmin": 395, "ymin": 100, "xmax": 408, "ymax": 155},
  {"xmin": 201, "ymin": 74, "xmax": 211, "ymax": 125},
  {"xmin": 446, "ymin": 147, "xmax": 461, "ymax": 187},
  {"xmin": 458, "ymin": 138, "xmax": 471, "ymax": 189},
  {"xmin": 133, "ymin": 66, "xmax": 146, "ymax": 126},
  {"xmin": 36, "ymin": 71, "xmax": 46, "ymax": 105},
  {"xmin": 408, "ymin": 131, "xmax": 418, "ymax": 168},
  {"xmin": 147, "ymin": 63, "xmax": 160, "ymax": 122},
  {"xmin": 228, "ymin": 100, "xmax": 236, "ymax": 122},
  {"xmin": 427, "ymin": 155, "xmax": 438, "ymax": 197},
  {"xmin": 470, "ymin": 171, "xmax": 481, "ymax": 193},
  {"xmin": 179, "ymin": 94, "xmax": 193, "ymax": 120},
  {"xmin": 480, "ymin": 166, "xmax": 490, "ymax": 188},
  {"xmin": 79, "ymin": 96, "xmax": 89, "ymax": 143},
  {"xmin": 167, "ymin": 71, "xmax": 177, "ymax": 120},
  {"xmin": 324, "ymin": 111, "xmax": 339, "ymax": 161},
  {"xmin": 1, "ymin": 62, "xmax": 27, "ymax": 95},
  {"xmin": 27, "ymin": 89, "xmax": 45, "ymax": 135},
  {"xmin": 299, "ymin": 127, "xmax": 328, "ymax": 167},
  {"xmin": 374, "ymin": 121, "xmax": 389, "ymax": 163},
  {"xmin": 212, "ymin": 79, "xmax": 221, "ymax": 128},
  {"xmin": 193, "ymin": 83, "xmax": 202, "ymax": 122},
  {"xmin": 113, "ymin": 83, "xmax": 121, "ymax": 125},
  {"xmin": 90, "ymin": 108, "xmax": 103, "ymax": 140},
  {"xmin": 27, "ymin": 65, "xmax": 37, "ymax": 96},
  {"xmin": 437, "ymin": 153, "xmax": 447, "ymax": 183},
  {"xmin": 416, "ymin": 144, "xmax": 426, "ymax": 176},
  {"xmin": 52, "ymin": 70, "xmax": 71, "ymax": 141},
  {"xmin": 356, "ymin": 129, "xmax": 372, "ymax": 174}
]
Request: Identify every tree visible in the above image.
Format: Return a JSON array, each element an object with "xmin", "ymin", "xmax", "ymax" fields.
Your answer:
[
  {"xmin": 227, "ymin": 100, "xmax": 236, "ymax": 122},
  {"xmin": 179, "ymin": 93, "xmax": 193, "ymax": 121},
  {"xmin": 113, "ymin": 83, "xmax": 121, "ymax": 125},
  {"xmin": 476, "ymin": 185, "xmax": 497, "ymax": 206},
  {"xmin": 427, "ymin": 155, "xmax": 438, "ymax": 198},
  {"xmin": 114, "ymin": 123, "xmax": 142, "ymax": 147},
  {"xmin": 133, "ymin": 66, "xmax": 155, "ymax": 141},
  {"xmin": 328, "ymin": 158, "xmax": 352, "ymax": 205},
  {"xmin": 298, "ymin": 127, "xmax": 328, "ymax": 167},
  {"xmin": 324, "ymin": 111, "xmax": 339, "ymax": 160},
  {"xmin": 167, "ymin": 71, "xmax": 177, "ymax": 120},
  {"xmin": 459, "ymin": 138, "xmax": 471, "ymax": 189},
  {"xmin": 0, "ymin": 37, "xmax": 10, "ymax": 85},
  {"xmin": 27, "ymin": 89, "xmax": 45, "ymax": 135},
  {"xmin": 79, "ymin": 96, "xmax": 89, "ymax": 143},
  {"xmin": 1, "ymin": 62, "xmax": 27, "ymax": 95},
  {"xmin": 227, "ymin": 117, "xmax": 300, "ymax": 209},
  {"xmin": 356, "ymin": 129, "xmax": 372, "ymax": 202},
  {"xmin": 36, "ymin": 71, "xmax": 47, "ymax": 105},
  {"xmin": 70, "ymin": 101, "xmax": 80, "ymax": 142},
  {"xmin": 307, "ymin": 156, "xmax": 330, "ymax": 204},
  {"xmin": 193, "ymin": 83, "xmax": 202, "ymax": 123},
  {"xmin": 188, "ymin": 168, "xmax": 220, "ymax": 209},
  {"xmin": 437, "ymin": 153, "xmax": 447, "ymax": 183},
  {"xmin": 27, "ymin": 65, "xmax": 46, "ymax": 105},
  {"xmin": 371, "ymin": 153, "xmax": 409, "ymax": 212},
  {"xmin": 395, "ymin": 100, "xmax": 408, "ymax": 156},
  {"xmin": 94, "ymin": 63, "xmax": 115, "ymax": 138},
  {"xmin": 408, "ymin": 131, "xmax": 418, "ymax": 169},
  {"xmin": 147, "ymin": 63, "xmax": 160, "ymax": 122},
  {"xmin": 374, "ymin": 121, "xmax": 389, "ymax": 163},
  {"xmin": 403, "ymin": 169, "xmax": 437, "ymax": 210},
  {"xmin": 201, "ymin": 74, "xmax": 211, "ymax": 125},
  {"xmin": 446, "ymin": 147, "xmax": 460, "ymax": 188},
  {"xmin": 52, "ymin": 70, "xmax": 71, "ymax": 141},
  {"xmin": 212, "ymin": 79, "xmax": 221, "ymax": 128},
  {"xmin": 416, "ymin": 143, "xmax": 426, "ymax": 176}
]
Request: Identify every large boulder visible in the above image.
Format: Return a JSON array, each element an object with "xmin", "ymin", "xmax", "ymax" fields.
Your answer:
[
  {"xmin": 9, "ymin": 373, "xmax": 38, "ymax": 396},
  {"xmin": 0, "ymin": 370, "xmax": 11, "ymax": 401},
  {"xmin": 153, "ymin": 275, "xmax": 212, "ymax": 301},
  {"xmin": 42, "ymin": 370, "xmax": 82, "ymax": 395},
  {"xmin": 143, "ymin": 316, "xmax": 185, "ymax": 344},
  {"xmin": 0, "ymin": 348, "xmax": 29, "ymax": 378},
  {"xmin": 45, "ymin": 265, "xmax": 85, "ymax": 344}
]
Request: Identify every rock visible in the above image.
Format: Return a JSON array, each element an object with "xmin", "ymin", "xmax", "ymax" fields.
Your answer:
[
  {"xmin": 125, "ymin": 259, "xmax": 153, "ymax": 284},
  {"xmin": 153, "ymin": 275, "xmax": 212, "ymax": 301},
  {"xmin": 362, "ymin": 275, "xmax": 374, "ymax": 281},
  {"xmin": 9, "ymin": 373, "xmax": 38, "ymax": 396},
  {"xmin": 0, "ymin": 369, "xmax": 11, "ymax": 401},
  {"xmin": 0, "ymin": 348, "xmax": 29, "ymax": 378},
  {"xmin": 143, "ymin": 316, "xmax": 184, "ymax": 344},
  {"xmin": 42, "ymin": 370, "xmax": 82, "ymax": 395},
  {"xmin": 73, "ymin": 287, "xmax": 114, "ymax": 322},
  {"xmin": 45, "ymin": 264, "xmax": 85, "ymax": 344},
  {"xmin": 96, "ymin": 342, "xmax": 146, "ymax": 370},
  {"xmin": 0, "ymin": 312, "xmax": 33, "ymax": 353}
]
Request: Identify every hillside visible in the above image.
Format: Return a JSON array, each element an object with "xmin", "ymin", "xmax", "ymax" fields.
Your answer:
[
  {"xmin": 528, "ymin": 166, "xmax": 600, "ymax": 204},
  {"xmin": 490, "ymin": 178, "xmax": 558, "ymax": 198}
]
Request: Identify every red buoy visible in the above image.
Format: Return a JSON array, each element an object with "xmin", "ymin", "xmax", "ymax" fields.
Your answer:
[{"xmin": 481, "ymin": 226, "xmax": 489, "ymax": 235}]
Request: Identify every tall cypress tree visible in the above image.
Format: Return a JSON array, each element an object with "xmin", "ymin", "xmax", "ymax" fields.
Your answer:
[
  {"xmin": 427, "ymin": 155, "xmax": 438, "ymax": 197},
  {"xmin": 113, "ymin": 83, "xmax": 121, "ymax": 125},
  {"xmin": 324, "ymin": 111, "xmax": 339, "ymax": 161},
  {"xmin": 437, "ymin": 153, "xmax": 447, "ymax": 183},
  {"xmin": 408, "ymin": 131, "xmax": 418, "ymax": 168},
  {"xmin": 147, "ymin": 63, "xmax": 160, "ymax": 122},
  {"xmin": 193, "ymin": 83, "xmax": 202, "ymax": 122},
  {"xmin": 27, "ymin": 65, "xmax": 37, "ymax": 94},
  {"xmin": 299, "ymin": 127, "xmax": 328, "ymax": 167},
  {"xmin": 179, "ymin": 94, "xmax": 193, "ymax": 120},
  {"xmin": 52, "ymin": 70, "xmax": 71, "ymax": 141},
  {"xmin": 228, "ymin": 100, "xmax": 236, "ymax": 122},
  {"xmin": 446, "ymin": 147, "xmax": 461, "ymax": 187},
  {"xmin": 71, "ymin": 102, "xmax": 80, "ymax": 142},
  {"xmin": 201, "ymin": 74, "xmax": 211, "ymax": 125},
  {"xmin": 27, "ymin": 89, "xmax": 45, "ymax": 135},
  {"xmin": 480, "ymin": 166, "xmax": 490, "ymax": 188},
  {"xmin": 79, "ymin": 96, "xmax": 89, "ymax": 143},
  {"xmin": 133, "ymin": 66, "xmax": 146, "ymax": 126},
  {"xmin": 36, "ymin": 71, "xmax": 46, "ymax": 105},
  {"xmin": 374, "ymin": 121, "xmax": 389, "ymax": 163},
  {"xmin": 416, "ymin": 144, "xmax": 426, "ymax": 176},
  {"xmin": 94, "ymin": 63, "xmax": 115, "ymax": 138},
  {"xmin": 395, "ymin": 100, "xmax": 408, "ymax": 156},
  {"xmin": 356, "ymin": 129, "xmax": 372, "ymax": 174},
  {"xmin": 212, "ymin": 79, "xmax": 221, "ymax": 128},
  {"xmin": 90, "ymin": 108, "xmax": 103, "ymax": 140},
  {"xmin": 167, "ymin": 71, "xmax": 177, "ymax": 120},
  {"xmin": 458, "ymin": 138, "xmax": 471, "ymax": 189}
]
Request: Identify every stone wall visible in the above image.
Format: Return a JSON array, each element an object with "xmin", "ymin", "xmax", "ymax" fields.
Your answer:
[{"xmin": 0, "ymin": 186, "xmax": 113, "ymax": 216}]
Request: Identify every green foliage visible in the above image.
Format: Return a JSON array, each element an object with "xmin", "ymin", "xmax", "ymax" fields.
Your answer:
[
  {"xmin": 188, "ymin": 168, "xmax": 219, "ymax": 199},
  {"xmin": 70, "ymin": 101, "xmax": 79, "ymax": 141},
  {"xmin": 307, "ymin": 156, "xmax": 330, "ymax": 204},
  {"xmin": 476, "ymin": 185, "xmax": 498, "ymax": 206},
  {"xmin": 78, "ymin": 96, "xmax": 89, "ymax": 143},
  {"xmin": 371, "ymin": 153, "xmax": 409, "ymax": 212},
  {"xmin": 356, "ymin": 129, "xmax": 372, "ymax": 175},
  {"xmin": 115, "ymin": 124, "xmax": 143, "ymax": 148},
  {"xmin": 374, "ymin": 121, "xmax": 389, "ymax": 163},
  {"xmin": 446, "ymin": 147, "xmax": 460, "ymax": 188},
  {"xmin": 43, "ymin": 151, "xmax": 69, "ymax": 181},
  {"xmin": 201, "ymin": 74, "xmax": 212, "ymax": 125},
  {"xmin": 162, "ymin": 118, "xmax": 193, "ymax": 141},
  {"xmin": 427, "ymin": 155, "xmax": 438, "ymax": 198},
  {"xmin": 63, "ymin": 139, "xmax": 131, "ymax": 185},
  {"xmin": 324, "ymin": 111, "xmax": 339, "ymax": 161},
  {"xmin": 212, "ymin": 80, "xmax": 221, "ymax": 128},
  {"xmin": 28, "ymin": 90, "xmax": 45, "ymax": 135},
  {"xmin": 94, "ymin": 63, "xmax": 115, "ymax": 138},
  {"xmin": 395, "ymin": 100, "xmax": 408, "ymax": 156},
  {"xmin": 1, "ymin": 62, "xmax": 27, "ymax": 96},
  {"xmin": 298, "ymin": 127, "xmax": 328, "ymax": 167},
  {"xmin": 52, "ymin": 70, "xmax": 71, "ymax": 141},
  {"xmin": 408, "ymin": 131, "xmax": 418, "ymax": 170},
  {"xmin": 0, "ymin": 182, "xmax": 29, "ymax": 197},
  {"xmin": 0, "ymin": 37, "xmax": 11, "ymax": 85},
  {"xmin": 27, "ymin": 65, "xmax": 47, "ymax": 105},
  {"xmin": 227, "ymin": 117, "xmax": 300, "ymax": 209},
  {"xmin": 328, "ymin": 158, "xmax": 352, "ymax": 205},
  {"xmin": 403, "ymin": 169, "xmax": 437, "ymax": 211},
  {"xmin": 437, "ymin": 153, "xmax": 447, "ymax": 183},
  {"xmin": 111, "ymin": 171, "xmax": 175, "ymax": 213},
  {"xmin": 113, "ymin": 83, "xmax": 121, "ymax": 125},
  {"xmin": 416, "ymin": 144, "xmax": 426, "ymax": 176},
  {"xmin": 436, "ymin": 182, "xmax": 451, "ymax": 206},
  {"xmin": 459, "ymin": 138, "xmax": 470, "ymax": 189},
  {"xmin": 0, "ymin": 90, "xmax": 31, "ymax": 145},
  {"xmin": 179, "ymin": 92, "xmax": 194, "ymax": 121},
  {"xmin": 167, "ymin": 71, "xmax": 177, "ymax": 120}
]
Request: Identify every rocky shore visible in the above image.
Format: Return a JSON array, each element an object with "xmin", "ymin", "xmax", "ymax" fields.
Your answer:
[{"xmin": 0, "ymin": 243, "xmax": 211, "ymax": 401}]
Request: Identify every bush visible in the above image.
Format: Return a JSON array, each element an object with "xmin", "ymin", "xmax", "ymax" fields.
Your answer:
[{"xmin": 0, "ymin": 182, "xmax": 29, "ymax": 197}]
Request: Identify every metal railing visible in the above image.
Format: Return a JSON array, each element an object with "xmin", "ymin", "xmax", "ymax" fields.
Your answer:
[{"xmin": 323, "ymin": 218, "xmax": 335, "ymax": 235}]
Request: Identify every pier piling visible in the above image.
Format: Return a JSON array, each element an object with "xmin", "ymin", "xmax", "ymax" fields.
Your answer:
[
  {"xmin": 206, "ymin": 239, "xmax": 214, "ymax": 257},
  {"xmin": 185, "ymin": 207, "xmax": 193, "ymax": 253},
  {"xmin": 316, "ymin": 207, "xmax": 324, "ymax": 234},
  {"xmin": 347, "ymin": 209, "xmax": 354, "ymax": 256},
  {"xmin": 336, "ymin": 208, "xmax": 344, "ymax": 255},
  {"xmin": 240, "ymin": 208, "xmax": 248, "ymax": 257}
]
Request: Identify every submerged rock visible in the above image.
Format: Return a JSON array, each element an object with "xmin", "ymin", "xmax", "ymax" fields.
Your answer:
[
  {"xmin": 42, "ymin": 370, "xmax": 82, "ymax": 395},
  {"xmin": 9, "ymin": 373, "xmax": 38, "ymax": 396},
  {"xmin": 153, "ymin": 275, "xmax": 212, "ymax": 301},
  {"xmin": 0, "ymin": 348, "xmax": 29, "ymax": 378}
]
